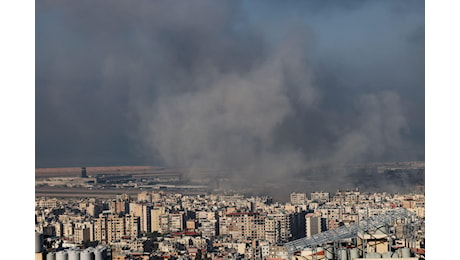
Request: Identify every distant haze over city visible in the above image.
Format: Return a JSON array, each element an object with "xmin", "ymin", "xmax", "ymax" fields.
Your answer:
[
  {"xmin": 36, "ymin": 161, "xmax": 424, "ymax": 202},
  {"xmin": 36, "ymin": 0, "xmax": 424, "ymax": 194}
]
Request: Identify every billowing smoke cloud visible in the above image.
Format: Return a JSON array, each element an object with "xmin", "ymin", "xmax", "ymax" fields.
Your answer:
[
  {"xmin": 140, "ymin": 29, "xmax": 318, "ymax": 178},
  {"xmin": 36, "ymin": 0, "xmax": 424, "ymax": 195}
]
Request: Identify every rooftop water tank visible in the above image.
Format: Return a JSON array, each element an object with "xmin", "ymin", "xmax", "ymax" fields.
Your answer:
[
  {"xmin": 349, "ymin": 248, "xmax": 359, "ymax": 259},
  {"xmin": 46, "ymin": 252, "xmax": 56, "ymax": 260},
  {"xmin": 35, "ymin": 232, "xmax": 44, "ymax": 253},
  {"xmin": 68, "ymin": 249, "xmax": 80, "ymax": 260},
  {"xmin": 366, "ymin": 252, "xmax": 381, "ymax": 258},
  {"xmin": 94, "ymin": 248, "xmax": 105, "ymax": 260},
  {"xmin": 338, "ymin": 248, "xmax": 348, "ymax": 260},
  {"xmin": 381, "ymin": 251, "xmax": 392, "ymax": 258},
  {"xmin": 56, "ymin": 250, "xmax": 68, "ymax": 260},
  {"xmin": 80, "ymin": 249, "xmax": 94, "ymax": 260},
  {"xmin": 401, "ymin": 247, "xmax": 411, "ymax": 258}
]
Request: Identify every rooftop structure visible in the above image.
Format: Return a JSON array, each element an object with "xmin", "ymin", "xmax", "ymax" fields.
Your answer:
[{"xmin": 284, "ymin": 208, "xmax": 415, "ymax": 256}]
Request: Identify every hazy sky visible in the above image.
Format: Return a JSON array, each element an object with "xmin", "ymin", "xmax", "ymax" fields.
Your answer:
[{"xmin": 36, "ymin": 0, "xmax": 424, "ymax": 174}]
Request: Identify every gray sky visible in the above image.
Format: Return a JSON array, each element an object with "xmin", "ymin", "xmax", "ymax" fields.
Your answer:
[{"xmin": 36, "ymin": 0, "xmax": 424, "ymax": 182}]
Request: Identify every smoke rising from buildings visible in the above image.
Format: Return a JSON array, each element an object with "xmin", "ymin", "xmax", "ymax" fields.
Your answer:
[{"xmin": 36, "ymin": 0, "xmax": 424, "ymax": 194}]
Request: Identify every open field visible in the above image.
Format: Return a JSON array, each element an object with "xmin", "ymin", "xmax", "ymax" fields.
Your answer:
[
  {"xmin": 35, "ymin": 186, "xmax": 208, "ymax": 199},
  {"xmin": 34, "ymin": 165, "xmax": 214, "ymax": 199}
]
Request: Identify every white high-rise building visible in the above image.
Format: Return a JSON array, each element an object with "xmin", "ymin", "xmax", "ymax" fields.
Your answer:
[
  {"xmin": 310, "ymin": 192, "xmax": 330, "ymax": 203},
  {"xmin": 305, "ymin": 213, "xmax": 325, "ymax": 238},
  {"xmin": 94, "ymin": 213, "xmax": 139, "ymax": 244},
  {"xmin": 219, "ymin": 212, "xmax": 265, "ymax": 241},
  {"xmin": 130, "ymin": 203, "xmax": 152, "ymax": 232},
  {"xmin": 73, "ymin": 223, "xmax": 91, "ymax": 243},
  {"xmin": 151, "ymin": 207, "xmax": 165, "ymax": 232},
  {"xmin": 267, "ymin": 213, "xmax": 291, "ymax": 243},
  {"xmin": 290, "ymin": 192, "xmax": 307, "ymax": 205},
  {"xmin": 169, "ymin": 213, "xmax": 184, "ymax": 232}
]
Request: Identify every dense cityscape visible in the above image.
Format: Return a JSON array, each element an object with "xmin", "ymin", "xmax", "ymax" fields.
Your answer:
[
  {"xmin": 33, "ymin": 1, "xmax": 427, "ymax": 259},
  {"xmin": 35, "ymin": 167, "xmax": 425, "ymax": 260}
]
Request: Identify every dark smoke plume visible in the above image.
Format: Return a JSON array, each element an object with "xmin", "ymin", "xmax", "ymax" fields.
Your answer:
[{"xmin": 36, "ymin": 0, "xmax": 424, "ymax": 196}]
